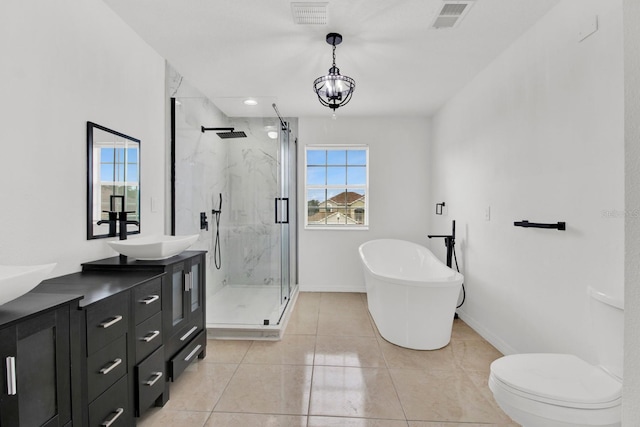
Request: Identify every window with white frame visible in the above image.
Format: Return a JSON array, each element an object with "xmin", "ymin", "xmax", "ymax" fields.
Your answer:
[{"xmin": 305, "ymin": 146, "xmax": 368, "ymax": 228}]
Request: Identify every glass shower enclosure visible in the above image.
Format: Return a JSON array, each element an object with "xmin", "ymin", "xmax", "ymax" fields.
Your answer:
[{"xmin": 172, "ymin": 97, "xmax": 296, "ymax": 330}]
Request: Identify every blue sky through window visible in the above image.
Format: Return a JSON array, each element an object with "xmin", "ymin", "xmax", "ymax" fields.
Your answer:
[
  {"xmin": 100, "ymin": 147, "xmax": 139, "ymax": 182},
  {"xmin": 307, "ymin": 149, "xmax": 367, "ymax": 187}
]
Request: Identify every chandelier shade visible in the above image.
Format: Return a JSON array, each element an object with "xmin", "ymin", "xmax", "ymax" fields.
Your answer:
[{"xmin": 313, "ymin": 33, "xmax": 356, "ymax": 111}]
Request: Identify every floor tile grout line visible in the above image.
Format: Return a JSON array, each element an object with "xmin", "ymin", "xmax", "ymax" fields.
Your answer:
[
  {"xmin": 375, "ymin": 328, "xmax": 412, "ymax": 422},
  {"xmin": 301, "ymin": 292, "xmax": 321, "ymax": 427},
  {"xmin": 201, "ymin": 408, "xmax": 214, "ymax": 427},
  {"xmin": 209, "ymin": 345, "xmax": 249, "ymax": 415}
]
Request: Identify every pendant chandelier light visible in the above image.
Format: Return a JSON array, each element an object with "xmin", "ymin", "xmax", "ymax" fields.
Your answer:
[{"xmin": 313, "ymin": 33, "xmax": 356, "ymax": 113}]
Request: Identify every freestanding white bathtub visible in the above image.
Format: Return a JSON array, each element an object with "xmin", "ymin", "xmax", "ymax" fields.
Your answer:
[{"xmin": 358, "ymin": 239, "xmax": 464, "ymax": 350}]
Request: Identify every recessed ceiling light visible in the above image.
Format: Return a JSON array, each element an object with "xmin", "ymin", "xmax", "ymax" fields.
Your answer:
[
  {"xmin": 267, "ymin": 131, "xmax": 278, "ymax": 139},
  {"xmin": 243, "ymin": 99, "xmax": 258, "ymax": 106}
]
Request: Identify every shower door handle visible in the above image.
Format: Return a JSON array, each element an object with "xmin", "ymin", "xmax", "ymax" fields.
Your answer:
[{"xmin": 275, "ymin": 197, "xmax": 289, "ymax": 224}]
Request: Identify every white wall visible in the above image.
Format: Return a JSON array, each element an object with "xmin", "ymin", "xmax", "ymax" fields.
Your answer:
[
  {"xmin": 623, "ymin": 0, "xmax": 640, "ymax": 422},
  {"xmin": 430, "ymin": 0, "xmax": 624, "ymax": 360},
  {"xmin": 0, "ymin": 0, "xmax": 166, "ymax": 275},
  {"xmin": 298, "ymin": 117, "xmax": 431, "ymax": 292}
]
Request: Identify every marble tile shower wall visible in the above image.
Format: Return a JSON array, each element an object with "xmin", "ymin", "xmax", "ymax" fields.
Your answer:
[
  {"xmin": 170, "ymin": 68, "xmax": 283, "ymax": 298},
  {"xmin": 169, "ymin": 58, "xmax": 227, "ymax": 300},
  {"xmin": 174, "ymin": 95, "xmax": 230, "ymax": 298}
]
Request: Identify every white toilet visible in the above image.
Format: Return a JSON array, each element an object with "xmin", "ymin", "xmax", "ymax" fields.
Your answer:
[{"xmin": 489, "ymin": 287, "xmax": 623, "ymax": 427}]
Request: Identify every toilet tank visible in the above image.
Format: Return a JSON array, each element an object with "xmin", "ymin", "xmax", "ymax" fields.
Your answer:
[{"xmin": 588, "ymin": 286, "xmax": 624, "ymax": 380}]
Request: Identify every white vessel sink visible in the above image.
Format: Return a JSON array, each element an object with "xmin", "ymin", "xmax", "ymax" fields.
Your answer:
[
  {"xmin": 0, "ymin": 263, "xmax": 57, "ymax": 306},
  {"xmin": 107, "ymin": 234, "xmax": 199, "ymax": 260}
]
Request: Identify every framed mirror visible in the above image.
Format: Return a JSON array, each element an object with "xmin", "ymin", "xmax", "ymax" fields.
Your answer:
[{"xmin": 87, "ymin": 121, "xmax": 141, "ymax": 239}]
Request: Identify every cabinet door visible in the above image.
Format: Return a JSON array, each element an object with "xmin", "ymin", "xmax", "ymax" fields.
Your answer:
[
  {"xmin": 187, "ymin": 254, "xmax": 204, "ymax": 325},
  {"xmin": 0, "ymin": 326, "xmax": 18, "ymax": 425},
  {"xmin": 167, "ymin": 262, "xmax": 189, "ymax": 337},
  {"xmin": 0, "ymin": 307, "xmax": 71, "ymax": 427}
]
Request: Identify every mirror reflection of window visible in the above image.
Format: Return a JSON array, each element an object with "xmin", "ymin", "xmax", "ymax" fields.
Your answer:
[
  {"xmin": 87, "ymin": 122, "xmax": 141, "ymax": 240},
  {"xmin": 96, "ymin": 144, "xmax": 139, "ymax": 221}
]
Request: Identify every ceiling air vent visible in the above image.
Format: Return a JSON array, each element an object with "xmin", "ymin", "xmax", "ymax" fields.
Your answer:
[
  {"xmin": 291, "ymin": 2, "xmax": 328, "ymax": 25},
  {"xmin": 431, "ymin": 0, "xmax": 476, "ymax": 29}
]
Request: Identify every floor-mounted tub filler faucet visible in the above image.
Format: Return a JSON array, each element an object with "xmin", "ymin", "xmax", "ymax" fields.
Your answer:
[
  {"xmin": 428, "ymin": 220, "xmax": 465, "ymax": 312},
  {"xmin": 427, "ymin": 220, "xmax": 456, "ymax": 269}
]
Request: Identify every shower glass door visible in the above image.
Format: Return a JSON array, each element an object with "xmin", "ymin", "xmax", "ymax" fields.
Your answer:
[
  {"xmin": 173, "ymin": 96, "xmax": 294, "ymax": 327},
  {"xmin": 278, "ymin": 122, "xmax": 291, "ymax": 307},
  {"xmin": 224, "ymin": 117, "xmax": 287, "ymax": 325}
]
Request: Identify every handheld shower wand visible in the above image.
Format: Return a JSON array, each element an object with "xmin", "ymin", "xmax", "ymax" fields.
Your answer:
[{"xmin": 212, "ymin": 193, "xmax": 222, "ymax": 270}]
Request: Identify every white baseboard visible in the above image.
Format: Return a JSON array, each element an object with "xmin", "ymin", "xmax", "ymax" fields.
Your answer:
[
  {"xmin": 456, "ymin": 309, "xmax": 518, "ymax": 356},
  {"xmin": 298, "ymin": 283, "xmax": 366, "ymax": 293}
]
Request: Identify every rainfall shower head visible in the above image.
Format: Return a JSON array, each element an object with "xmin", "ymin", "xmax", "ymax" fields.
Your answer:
[
  {"xmin": 216, "ymin": 130, "xmax": 246, "ymax": 139},
  {"xmin": 200, "ymin": 126, "xmax": 247, "ymax": 139}
]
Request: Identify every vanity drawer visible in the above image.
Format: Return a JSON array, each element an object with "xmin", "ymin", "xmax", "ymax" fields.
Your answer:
[
  {"xmin": 88, "ymin": 375, "xmax": 132, "ymax": 427},
  {"xmin": 167, "ymin": 317, "xmax": 204, "ymax": 359},
  {"xmin": 86, "ymin": 292, "xmax": 129, "ymax": 355},
  {"xmin": 135, "ymin": 311, "xmax": 163, "ymax": 363},
  {"xmin": 135, "ymin": 346, "xmax": 165, "ymax": 414},
  {"xmin": 134, "ymin": 277, "xmax": 162, "ymax": 323},
  {"xmin": 87, "ymin": 335, "xmax": 127, "ymax": 402},
  {"xmin": 170, "ymin": 330, "xmax": 206, "ymax": 381}
]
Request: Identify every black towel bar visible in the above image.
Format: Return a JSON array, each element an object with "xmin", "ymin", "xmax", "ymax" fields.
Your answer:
[{"xmin": 514, "ymin": 220, "xmax": 566, "ymax": 230}]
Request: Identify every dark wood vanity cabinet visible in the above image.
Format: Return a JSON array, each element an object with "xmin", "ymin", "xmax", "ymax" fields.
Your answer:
[
  {"xmin": 162, "ymin": 253, "xmax": 206, "ymax": 380},
  {"xmin": 85, "ymin": 291, "xmax": 133, "ymax": 427},
  {"xmin": 25, "ymin": 251, "xmax": 206, "ymax": 426},
  {"xmin": 131, "ymin": 278, "xmax": 165, "ymax": 416},
  {"xmin": 35, "ymin": 271, "xmax": 168, "ymax": 425},
  {"xmin": 0, "ymin": 293, "xmax": 81, "ymax": 427},
  {"xmin": 83, "ymin": 251, "xmax": 207, "ymax": 385}
]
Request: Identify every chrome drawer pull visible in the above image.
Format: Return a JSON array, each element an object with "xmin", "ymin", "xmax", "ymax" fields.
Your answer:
[
  {"xmin": 139, "ymin": 295, "xmax": 159, "ymax": 305},
  {"xmin": 99, "ymin": 315, "xmax": 123, "ymax": 328},
  {"xmin": 145, "ymin": 371, "xmax": 163, "ymax": 386},
  {"xmin": 101, "ymin": 407, "xmax": 124, "ymax": 427},
  {"xmin": 99, "ymin": 358, "xmax": 122, "ymax": 375},
  {"xmin": 185, "ymin": 344, "xmax": 202, "ymax": 362},
  {"xmin": 5, "ymin": 357, "xmax": 16, "ymax": 396},
  {"xmin": 140, "ymin": 330, "xmax": 160, "ymax": 343},
  {"xmin": 179, "ymin": 326, "xmax": 198, "ymax": 341}
]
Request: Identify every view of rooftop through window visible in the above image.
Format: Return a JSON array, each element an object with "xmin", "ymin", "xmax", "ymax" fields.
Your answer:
[{"xmin": 305, "ymin": 147, "xmax": 368, "ymax": 227}]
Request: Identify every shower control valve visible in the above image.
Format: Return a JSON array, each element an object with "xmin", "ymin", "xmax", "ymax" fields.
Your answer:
[{"xmin": 200, "ymin": 212, "xmax": 209, "ymax": 231}]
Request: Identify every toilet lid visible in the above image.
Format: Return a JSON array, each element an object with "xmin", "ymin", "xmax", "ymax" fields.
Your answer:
[{"xmin": 490, "ymin": 354, "xmax": 622, "ymax": 407}]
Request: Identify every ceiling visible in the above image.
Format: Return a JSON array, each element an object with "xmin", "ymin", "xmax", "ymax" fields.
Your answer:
[{"xmin": 103, "ymin": 0, "xmax": 561, "ymax": 118}]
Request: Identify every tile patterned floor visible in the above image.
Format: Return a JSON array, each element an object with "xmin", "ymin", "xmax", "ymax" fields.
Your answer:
[{"xmin": 138, "ymin": 292, "xmax": 518, "ymax": 427}]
